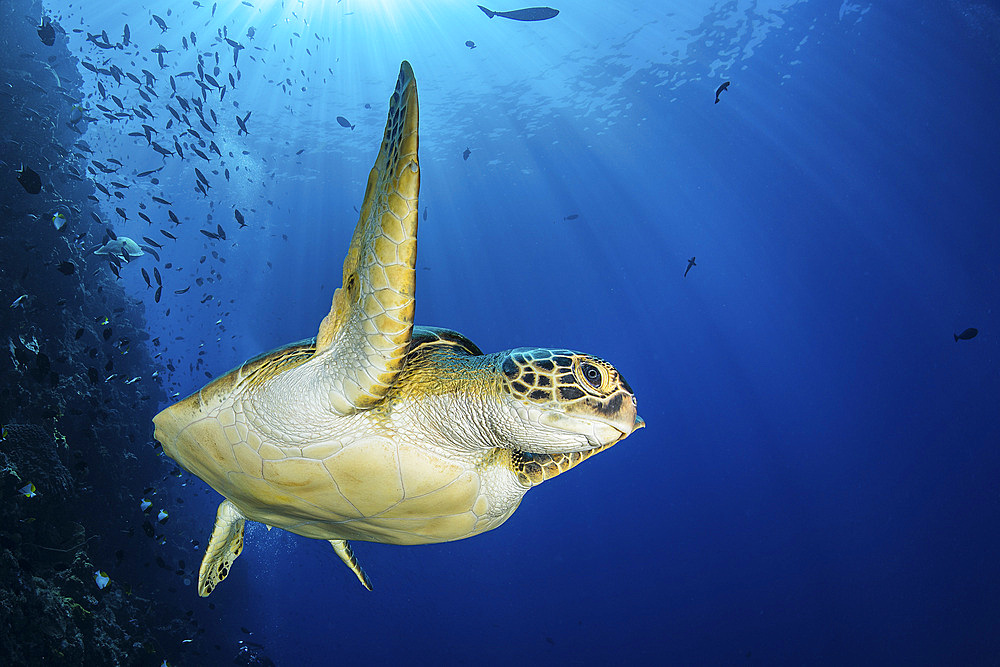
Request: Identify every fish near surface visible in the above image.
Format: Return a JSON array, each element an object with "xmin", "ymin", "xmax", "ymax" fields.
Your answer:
[
  {"xmin": 715, "ymin": 81, "xmax": 731, "ymax": 103},
  {"xmin": 954, "ymin": 328, "xmax": 978, "ymax": 342},
  {"xmin": 477, "ymin": 5, "xmax": 559, "ymax": 21}
]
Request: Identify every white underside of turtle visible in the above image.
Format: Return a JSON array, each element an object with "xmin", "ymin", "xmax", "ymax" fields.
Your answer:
[{"xmin": 153, "ymin": 62, "xmax": 644, "ymax": 597}]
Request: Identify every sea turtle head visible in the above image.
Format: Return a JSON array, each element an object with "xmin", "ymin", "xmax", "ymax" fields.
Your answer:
[{"xmin": 497, "ymin": 347, "xmax": 643, "ymax": 454}]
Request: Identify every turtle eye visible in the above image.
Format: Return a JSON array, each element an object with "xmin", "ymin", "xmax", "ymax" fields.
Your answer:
[{"xmin": 580, "ymin": 362, "xmax": 603, "ymax": 390}]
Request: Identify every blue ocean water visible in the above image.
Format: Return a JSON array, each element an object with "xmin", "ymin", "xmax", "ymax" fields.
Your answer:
[{"xmin": 21, "ymin": 0, "xmax": 1000, "ymax": 663}]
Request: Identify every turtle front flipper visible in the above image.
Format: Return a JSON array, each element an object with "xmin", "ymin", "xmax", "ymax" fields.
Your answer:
[
  {"xmin": 314, "ymin": 61, "xmax": 420, "ymax": 414},
  {"xmin": 329, "ymin": 539, "xmax": 373, "ymax": 591},
  {"xmin": 198, "ymin": 500, "xmax": 246, "ymax": 597}
]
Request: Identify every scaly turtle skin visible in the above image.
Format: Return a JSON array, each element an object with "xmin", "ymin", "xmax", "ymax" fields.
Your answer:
[{"xmin": 152, "ymin": 61, "xmax": 644, "ymax": 597}]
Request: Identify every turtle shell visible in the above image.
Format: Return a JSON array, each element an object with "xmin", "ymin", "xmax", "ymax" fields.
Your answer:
[{"xmin": 152, "ymin": 327, "xmax": 516, "ymax": 546}]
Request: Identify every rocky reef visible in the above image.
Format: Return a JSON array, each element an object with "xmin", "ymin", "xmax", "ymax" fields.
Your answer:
[{"xmin": 0, "ymin": 2, "xmax": 213, "ymax": 664}]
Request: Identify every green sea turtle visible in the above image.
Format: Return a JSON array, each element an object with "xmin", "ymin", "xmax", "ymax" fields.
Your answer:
[{"xmin": 153, "ymin": 61, "xmax": 644, "ymax": 597}]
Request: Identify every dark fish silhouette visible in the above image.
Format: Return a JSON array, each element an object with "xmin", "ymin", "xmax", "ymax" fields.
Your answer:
[
  {"xmin": 151, "ymin": 142, "xmax": 173, "ymax": 157},
  {"xmin": 37, "ymin": 17, "xmax": 55, "ymax": 46},
  {"xmin": 17, "ymin": 166, "xmax": 42, "ymax": 194},
  {"xmin": 478, "ymin": 5, "xmax": 559, "ymax": 21},
  {"xmin": 684, "ymin": 256, "xmax": 696, "ymax": 277},
  {"xmin": 234, "ymin": 209, "xmax": 246, "ymax": 227},
  {"xmin": 954, "ymin": 327, "xmax": 978, "ymax": 342},
  {"xmin": 463, "ymin": 147, "xmax": 471, "ymax": 161},
  {"xmin": 336, "ymin": 116, "xmax": 355, "ymax": 130},
  {"xmin": 715, "ymin": 81, "xmax": 730, "ymax": 104},
  {"xmin": 195, "ymin": 168, "xmax": 210, "ymax": 188},
  {"xmin": 563, "ymin": 213, "xmax": 578, "ymax": 220}
]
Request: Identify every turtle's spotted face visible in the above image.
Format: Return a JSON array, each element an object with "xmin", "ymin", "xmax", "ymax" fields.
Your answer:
[{"xmin": 499, "ymin": 347, "xmax": 644, "ymax": 452}]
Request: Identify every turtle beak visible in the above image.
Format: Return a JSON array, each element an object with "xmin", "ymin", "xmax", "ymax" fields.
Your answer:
[
  {"xmin": 607, "ymin": 398, "xmax": 643, "ymax": 442},
  {"xmin": 616, "ymin": 411, "xmax": 644, "ymax": 439},
  {"xmin": 620, "ymin": 392, "xmax": 644, "ymax": 435},
  {"xmin": 606, "ymin": 414, "xmax": 644, "ymax": 445}
]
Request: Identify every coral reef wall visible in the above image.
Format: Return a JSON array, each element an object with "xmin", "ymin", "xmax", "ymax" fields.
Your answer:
[{"xmin": 1, "ymin": 2, "xmax": 215, "ymax": 664}]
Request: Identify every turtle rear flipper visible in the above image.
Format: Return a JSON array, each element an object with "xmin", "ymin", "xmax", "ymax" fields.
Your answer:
[
  {"xmin": 314, "ymin": 61, "xmax": 420, "ymax": 415},
  {"xmin": 198, "ymin": 500, "xmax": 246, "ymax": 597},
  {"xmin": 330, "ymin": 539, "xmax": 373, "ymax": 591}
]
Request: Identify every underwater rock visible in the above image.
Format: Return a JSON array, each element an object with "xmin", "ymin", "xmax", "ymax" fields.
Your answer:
[
  {"xmin": 0, "ymin": 423, "xmax": 72, "ymax": 498},
  {"xmin": 0, "ymin": 548, "xmax": 150, "ymax": 665},
  {"xmin": 0, "ymin": 0, "xmax": 221, "ymax": 660}
]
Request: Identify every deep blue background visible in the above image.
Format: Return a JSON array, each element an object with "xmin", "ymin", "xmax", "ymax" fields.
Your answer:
[{"xmin": 46, "ymin": 0, "xmax": 1000, "ymax": 663}]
